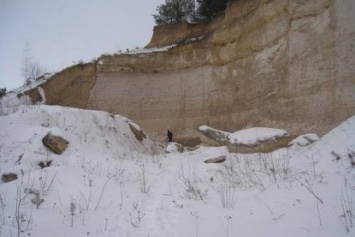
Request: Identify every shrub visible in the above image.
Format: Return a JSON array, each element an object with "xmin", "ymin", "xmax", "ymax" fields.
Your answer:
[{"xmin": 0, "ymin": 88, "xmax": 6, "ymax": 99}]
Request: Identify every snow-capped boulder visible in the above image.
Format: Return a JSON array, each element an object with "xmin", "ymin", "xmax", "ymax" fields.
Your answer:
[
  {"xmin": 288, "ymin": 134, "xmax": 319, "ymax": 147},
  {"xmin": 198, "ymin": 125, "xmax": 230, "ymax": 146},
  {"xmin": 204, "ymin": 156, "xmax": 226, "ymax": 164},
  {"xmin": 228, "ymin": 127, "xmax": 288, "ymax": 146},
  {"xmin": 198, "ymin": 125, "xmax": 292, "ymax": 153}
]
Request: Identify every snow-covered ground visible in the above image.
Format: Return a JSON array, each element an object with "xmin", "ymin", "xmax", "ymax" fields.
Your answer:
[{"xmin": 0, "ymin": 103, "xmax": 354, "ymax": 237}]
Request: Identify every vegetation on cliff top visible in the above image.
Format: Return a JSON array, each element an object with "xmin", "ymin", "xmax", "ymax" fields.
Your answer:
[{"xmin": 153, "ymin": 0, "xmax": 230, "ymax": 25}]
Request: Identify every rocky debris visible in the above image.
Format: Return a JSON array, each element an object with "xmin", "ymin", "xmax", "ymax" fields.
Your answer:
[
  {"xmin": 204, "ymin": 156, "xmax": 226, "ymax": 164},
  {"xmin": 2, "ymin": 173, "xmax": 18, "ymax": 183},
  {"xmin": 42, "ymin": 133, "xmax": 69, "ymax": 155},
  {"xmin": 129, "ymin": 123, "xmax": 146, "ymax": 142}
]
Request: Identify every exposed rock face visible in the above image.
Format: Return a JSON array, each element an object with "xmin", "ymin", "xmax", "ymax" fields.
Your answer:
[
  {"xmin": 25, "ymin": 63, "xmax": 96, "ymax": 108},
  {"xmin": 42, "ymin": 133, "xmax": 69, "ymax": 155},
  {"xmin": 146, "ymin": 20, "xmax": 221, "ymax": 48},
  {"xmin": 25, "ymin": 0, "xmax": 355, "ymax": 142}
]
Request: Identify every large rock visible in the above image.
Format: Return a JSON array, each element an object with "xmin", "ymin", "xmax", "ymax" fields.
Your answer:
[
  {"xmin": 198, "ymin": 126, "xmax": 294, "ymax": 153},
  {"xmin": 2, "ymin": 173, "xmax": 18, "ymax": 183},
  {"xmin": 42, "ymin": 133, "xmax": 69, "ymax": 155},
  {"xmin": 204, "ymin": 156, "xmax": 227, "ymax": 164},
  {"xmin": 198, "ymin": 125, "xmax": 229, "ymax": 146}
]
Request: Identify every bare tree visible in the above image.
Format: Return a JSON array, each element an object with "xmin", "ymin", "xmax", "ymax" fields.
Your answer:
[{"xmin": 21, "ymin": 42, "xmax": 46, "ymax": 85}]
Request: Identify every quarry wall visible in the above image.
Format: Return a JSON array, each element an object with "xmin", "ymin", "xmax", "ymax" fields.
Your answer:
[{"xmin": 26, "ymin": 0, "xmax": 355, "ymax": 142}]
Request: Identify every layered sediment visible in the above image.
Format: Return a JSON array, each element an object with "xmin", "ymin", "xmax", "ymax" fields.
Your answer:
[{"xmin": 25, "ymin": 0, "xmax": 355, "ymax": 142}]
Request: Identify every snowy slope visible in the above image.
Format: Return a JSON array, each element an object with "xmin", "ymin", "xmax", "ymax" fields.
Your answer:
[{"xmin": 0, "ymin": 105, "xmax": 354, "ymax": 237}]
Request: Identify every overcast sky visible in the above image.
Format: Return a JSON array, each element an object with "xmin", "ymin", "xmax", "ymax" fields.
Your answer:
[{"xmin": 0, "ymin": 0, "xmax": 163, "ymax": 90}]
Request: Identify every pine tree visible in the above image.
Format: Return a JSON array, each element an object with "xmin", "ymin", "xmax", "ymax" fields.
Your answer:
[
  {"xmin": 153, "ymin": 0, "xmax": 231, "ymax": 25},
  {"xmin": 153, "ymin": 0, "xmax": 196, "ymax": 25},
  {"xmin": 196, "ymin": 0, "xmax": 229, "ymax": 21}
]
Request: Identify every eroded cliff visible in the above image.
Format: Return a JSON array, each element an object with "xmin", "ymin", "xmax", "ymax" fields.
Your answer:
[{"xmin": 25, "ymin": 0, "xmax": 355, "ymax": 142}]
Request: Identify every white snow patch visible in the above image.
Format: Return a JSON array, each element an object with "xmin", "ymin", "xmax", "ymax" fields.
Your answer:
[
  {"xmin": 289, "ymin": 133, "xmax": 319, "ymax": 147},
  {"xmin": 165, "ymin": 142, "xmax": 183, "ymax": 153},
  {"xmin": 0, "ymin": 92, "xmax": 32, "ymax": 116},
  {"xmin": 38, "ymin": 87, "xmax": 46, "ymax": 104},
  {"xmin": 125, "ymin": 44, "xmax": 177, "ymax": 55}
]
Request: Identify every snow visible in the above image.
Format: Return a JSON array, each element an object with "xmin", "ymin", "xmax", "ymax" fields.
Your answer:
[
  {"xmin": 289, "ymin": 133, "xmax": 319, "ymax": 147},
  {"xmin": 126, "ymin": 45, "xmax": 177, "ymax": 55},
  {"xmin": 0, "ymin": 104, "xmax": 354, "ymax": 237},
  {"xmin": 198, "ymin": 125, "xmax": 230, "ymax": 141},
  {"xmin": 0, "ymin": 92, "xmax": 32, "ymax": 116},
  {"xmin": 38, "ymin": 87, "xmax": 46, "ymax": 104},
  {"xmin": 166, "ymin": 142, "xmax": 184, "ymax": 153},
  {"xmin": 228, "ymin": 127, "xmax": 288, "ymax": 146}
]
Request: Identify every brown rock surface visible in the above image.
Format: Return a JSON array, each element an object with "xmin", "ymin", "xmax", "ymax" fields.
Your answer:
[
  {"xmin": 42, "ymin": 133, "xmax": 69, "ymax": 155},
  {"xmin": 23, "ymin": 0, "xmax": 355, "ymax": 142},
  {"xmin": 129, "ymin": 123, "xmax": 147, "ymax": 142},
  {"xmin": 1, "ymin": 173, "xmax": 18, "ymax": 183}
]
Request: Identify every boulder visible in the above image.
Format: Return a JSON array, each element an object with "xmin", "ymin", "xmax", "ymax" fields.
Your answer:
[
  {"xmin": 198, "ymin": 125, "xmax": 229, "ymax": 146},
  {"xmin": 42, "ymin": 133, "xmax": 69, "ymax": 155},
  {"xmin": 129, "ymin": 123, "xmax": 146, "ymax": 142},
  {"xmin": 204, "ymin": 156, "xmax": 227, "ymax": 164},
  {"xmin": 2, "ymin": 173, "xmax": 18, "ymax": 183}
]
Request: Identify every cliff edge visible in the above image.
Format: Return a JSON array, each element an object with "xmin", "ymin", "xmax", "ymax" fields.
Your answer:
[{"xmin": 24, "ymin": 0, "xmax": 355, "ymax": 142}]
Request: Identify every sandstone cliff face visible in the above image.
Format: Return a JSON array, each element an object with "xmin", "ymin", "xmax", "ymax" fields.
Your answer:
[
  {"xmin": 26, "ymin": 63, "xmax": 96, "ymax": 108},
  {"xmin": 26, "ymin": 0, "xmax": 355, "ymax": 142}
]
